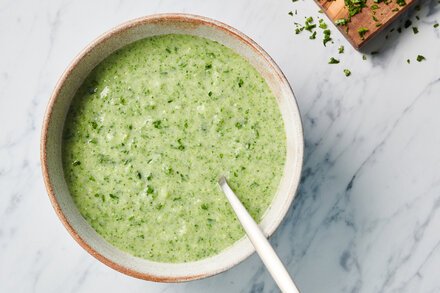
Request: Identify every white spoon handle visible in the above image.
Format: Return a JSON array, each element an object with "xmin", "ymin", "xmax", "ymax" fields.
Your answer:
[{"xmin": 218, "ymin": 176, "xmax": 299, "ymax": 293}]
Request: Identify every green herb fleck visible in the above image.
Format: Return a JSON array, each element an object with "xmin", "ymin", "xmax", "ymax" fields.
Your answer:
[
  {"xmin": 329, "ymin": 57, "xmax": 340, "ymax": 64},
  {"xmin": 323, "ymin": 29, "xmax": 332, "ymax": 46},
  {"xmin": 109, "ymin": 194, "xmax": 119, "ymax": 200},
  {"xmin": 338, "ymin": 45, "xmax": 344, "ymax": 54},
  {"xmin": 416, "ymin": 55, "xmax": 426, "ymax": 62},
  {"xmin": 153, "ymin": 120, "xmax": 162, "ymax": 129},
  {"xmin": 358, "ymin": 28, "xmax": 369, "ymax": 40}
]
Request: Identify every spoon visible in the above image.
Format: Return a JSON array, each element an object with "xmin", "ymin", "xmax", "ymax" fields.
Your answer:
[{"xmin": 218, "ymin": 176, "xmax": 300, "ymax": 293}]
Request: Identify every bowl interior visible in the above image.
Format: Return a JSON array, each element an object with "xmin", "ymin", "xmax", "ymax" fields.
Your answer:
[{"xmin": 42, "ymin": 14, "xmax": 303, "ymax": 282}]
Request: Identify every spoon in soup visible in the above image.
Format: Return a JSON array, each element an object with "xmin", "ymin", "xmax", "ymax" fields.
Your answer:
[{"xmin": 218, "ymin": 176, "xmax": 300, "ymax": 293}]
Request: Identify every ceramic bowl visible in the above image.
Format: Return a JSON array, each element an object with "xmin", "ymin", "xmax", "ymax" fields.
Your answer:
[{"xmin": 41, "ymin": 13, "xmax": 304, "ymax": 282}]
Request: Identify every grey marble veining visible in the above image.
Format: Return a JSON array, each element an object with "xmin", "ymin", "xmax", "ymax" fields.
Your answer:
[{"xmin": 1, "ymin": 0, "xmax": 440, "ymax": 292}]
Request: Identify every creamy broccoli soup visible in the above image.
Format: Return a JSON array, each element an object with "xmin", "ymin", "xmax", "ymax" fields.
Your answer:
[{"xmin": 62, "ymin": 34, "xmax": 286, "ymax": 263}]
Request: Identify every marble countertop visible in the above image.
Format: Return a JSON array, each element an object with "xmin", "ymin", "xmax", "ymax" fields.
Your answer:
[{"xmin": 1, "ymin": 0, "xmax": 440, "ymax": 292}]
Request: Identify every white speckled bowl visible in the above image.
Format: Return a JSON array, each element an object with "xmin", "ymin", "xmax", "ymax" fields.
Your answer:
[{"xmin": 41, "ymin": 14, "xmax": 304, "ymax": 282}]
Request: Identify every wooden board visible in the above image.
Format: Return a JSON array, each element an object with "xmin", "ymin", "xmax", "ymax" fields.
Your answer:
[{"xmin": 314, "ymin": 0, "xmax": 416, "ymax": 49}]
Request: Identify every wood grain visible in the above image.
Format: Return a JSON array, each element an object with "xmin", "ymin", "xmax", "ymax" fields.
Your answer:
[{"xmin": 314, "ymin": 0, "xmax": 416, "ymax": 49}]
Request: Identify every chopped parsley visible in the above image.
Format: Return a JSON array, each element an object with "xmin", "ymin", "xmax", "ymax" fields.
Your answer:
[
  {"xmin": 323, "ymin": 29, "xmax": 332, "ymax": 46},
  {"xmin": 396, "ymin": 0, "xmax": 406, "ymax": 6},
  {"xmin": 328, "ymin": 57, "xmax": 340, "ymax": 64},
  {"xmin": 358, "ymin": 28, "xmax": 369, "ymax": 40},
  {"xmin": 338, "ymin": 45, "xmax": 344, "ymax": 54},
  {"xmin": 416, "ymin": 55, "xmax": 425, "ymax": 62}
]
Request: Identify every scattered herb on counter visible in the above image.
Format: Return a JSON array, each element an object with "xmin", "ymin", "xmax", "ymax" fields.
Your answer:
[
  {"xmin": 288, "ymin": 0, "xmax": 428, "ymax": 76},
  {"xmin": 323, "ymin": 29, "xmax": 332, "ymax": 46},
  {"xmin": 329, "ymin": 57, "xmax": 340, "ymax": 64},
  {"xmin": 338, "ymin": 45, "xmax": 344, "ymax": 54}
]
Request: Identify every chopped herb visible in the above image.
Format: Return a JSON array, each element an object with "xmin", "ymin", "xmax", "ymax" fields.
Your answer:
[
  {"xmin": 335, "ymin": 18, "xmax": 349, "ymax": 26},
  {"xmin": 412, "ymin": 27, "xmax": 418, "ymax": 34},
  {"xmin": 152, "ymin": 120, "xmax": 162, "ymax": 129},
  {"xmin": 416, "ymin": 55, "xmax": 425, "ymax": 62},
  {"xmin": 109, "ymin": 194, "xmax": 119, "ymax": 200},
  {"xmin": 238, "ymin": 78, "xmax": 244, "ymax": 87},
  {"xmin": 323, "ymin": 29, "xmax": 332, "ymax": 46},
  {"xmin": 328, "ymin": 57, "xmax": 340, "ymax": 64},
  {"xmin": 358, "ymin": 28, "xmax": 369, "ymax": 40},
  {"xmin": 338, "ymin": 45, "xmax": 344, "ymax": 54},
  {"xmin": 146, "ymin": 185, "xmax": 154, "ymax": 194},
  {"xmin": 344, "ymin": 69, "xmax": 351, "ymax": 76}
]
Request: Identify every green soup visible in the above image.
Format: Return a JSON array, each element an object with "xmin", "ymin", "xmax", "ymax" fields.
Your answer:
[{"xmin": 62, "ymin": 34, "xmax": 286, "ymax": 263}]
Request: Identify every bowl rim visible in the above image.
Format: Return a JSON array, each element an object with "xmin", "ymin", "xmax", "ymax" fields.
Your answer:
[{"xmin": 40, "ymin": 13, "xmax": 304, "ymax": 282}]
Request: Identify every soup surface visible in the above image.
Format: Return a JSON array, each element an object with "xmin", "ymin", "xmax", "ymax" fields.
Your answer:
[{"xmin": 63, "ymin": 34, "xmax": 286, "ymax": 263}]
